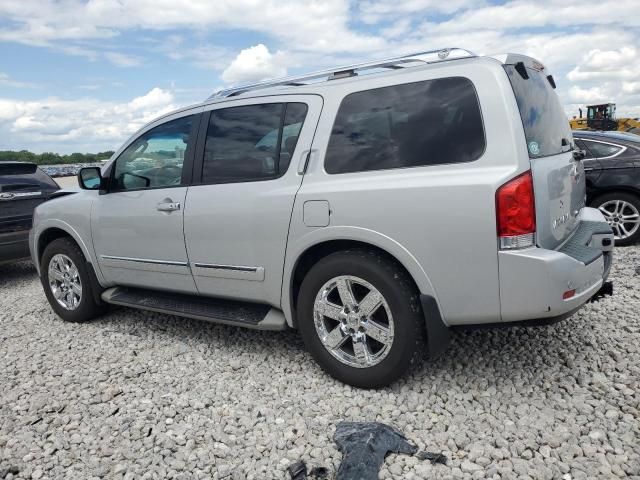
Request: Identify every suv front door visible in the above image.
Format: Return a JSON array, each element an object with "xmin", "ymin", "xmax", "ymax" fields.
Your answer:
[
  {"xmin": 92, "ymin": 111, "xmax": 201, "ymax": 293},
  {"xmin": 184, "ymin": 95, "xmax": 322, "ymax": 305}
]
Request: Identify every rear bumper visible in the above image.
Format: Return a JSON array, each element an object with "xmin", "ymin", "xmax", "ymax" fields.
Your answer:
[
  {"xmin": 498, "ymin": 207, "xmax": 614, "ymax": 323},
  {"xmin": 0, "ymin": 230, "xmax": 31, "ymax": 265}
]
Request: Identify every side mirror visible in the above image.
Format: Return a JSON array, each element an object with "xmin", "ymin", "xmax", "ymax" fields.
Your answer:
[
  {"xmin": 573, "ymin": 149, "xmax": 586, "ymax": 161},
  {"xmin": 78, "ymin": 167, "xmax": 103, "ymax": 190}
]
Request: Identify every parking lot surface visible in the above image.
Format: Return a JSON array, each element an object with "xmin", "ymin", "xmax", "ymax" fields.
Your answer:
[{"xmin": 1, "ymin": 247, "xmax": 638, "ymax": 479}]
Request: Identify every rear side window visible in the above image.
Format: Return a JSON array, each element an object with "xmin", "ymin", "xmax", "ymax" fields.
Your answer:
[
  {"xmin": 574, "ymin": 139, "xmax": 594, "ymax": 159},
  {"xmin": 202, "ymin": 103, "xmax": 308, "ymax": 184},
  {"xmin": 582, "ymin": 140, "xmax": 622, "ymax": 158},
  {"xmin": 324, "ymin": 77, "xmax": 485, "ymax": 174}
]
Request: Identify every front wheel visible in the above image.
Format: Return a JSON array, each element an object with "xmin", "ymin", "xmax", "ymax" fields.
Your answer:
[
  {"xmin": 41, "ymin": 237, "xmax": 105, "ymax": 322},
  {"xmin": 297, "ymin": 249, "xmax": 425, "ymax": 388},
  {"xmin": 592, "ymin": 192, "xmax": 640, "ymax": 246}
]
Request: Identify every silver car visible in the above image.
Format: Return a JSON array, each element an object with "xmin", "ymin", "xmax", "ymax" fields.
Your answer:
[{"xmin": 30, "ymin": 48, "xmax": 614, "ymax": 388}]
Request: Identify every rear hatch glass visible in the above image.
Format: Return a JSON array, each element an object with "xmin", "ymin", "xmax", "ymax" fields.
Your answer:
[{"xmin": 504, "ymin": 63, "xmax": 586, "ymax": 249}]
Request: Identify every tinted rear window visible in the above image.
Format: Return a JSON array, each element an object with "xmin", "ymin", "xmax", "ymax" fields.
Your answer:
[
  {"xmin": 202, "ymin": 103, "xmax": 308, "ymax": 184},
  {"xmin": 582, "ymin": 140, "xmax": 623, "ymax": 158},
  {"xmin": 324, "ymin": 77, "xmax": 485, "ymax": 174},
  {"xmin": 504, "ymin": 65, "xmax": 572, "ymax": 158}
]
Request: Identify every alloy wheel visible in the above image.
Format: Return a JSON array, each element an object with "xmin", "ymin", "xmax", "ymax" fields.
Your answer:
[
  {"xmin": 598, "ymin": 199, "xmax": 640, "ymax": 240},
  {"xmin": 48, "ymin": 254, "xmax": 82, "ymax": 310},
  {"xmin": 313, "ymin": 275, "xmax": 394, "ymax": 368}
]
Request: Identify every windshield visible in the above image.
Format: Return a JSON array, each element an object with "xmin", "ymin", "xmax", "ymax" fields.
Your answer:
[{"xmin": 504, "ymin": 64, "xmax": 572, "ymax": 158}]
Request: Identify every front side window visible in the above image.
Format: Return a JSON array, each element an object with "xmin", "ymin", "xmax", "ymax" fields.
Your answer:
[
  {"xmin": 583, "ymin": 140, "xmax": 623, "ymax": 158},
  {"xmin": 324, "ymin": 77, "xmax": 485, "ymax": 174},
  {"xmin": 202, "ymin": 102, "xmax": 308, "ymax": 184},
  {"xmin": 112, "ymin": 115, "xmax": 193, "ymax": 191}
]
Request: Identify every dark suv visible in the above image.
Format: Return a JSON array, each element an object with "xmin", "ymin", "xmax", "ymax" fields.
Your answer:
[
  {"xmin": 574, "ymin": 131, "xmax": 640, "ymax": 245},
  {"xmin": 1, "ymin": 162, "xmax": 59, "ymax": 264}
]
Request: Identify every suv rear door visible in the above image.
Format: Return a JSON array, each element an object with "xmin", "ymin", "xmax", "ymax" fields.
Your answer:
[
  {"xmin": 504, "ymin": 57, "xmax": 586, "ymax": 249},
  {"xmin": 183, "ymin": 95, "xmax": 322, "ymax": 305}
]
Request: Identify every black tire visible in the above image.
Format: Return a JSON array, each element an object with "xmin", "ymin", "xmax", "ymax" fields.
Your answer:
[
  {"xmin": 297, "ymin": 249, "xmax": 425, "ymax": 388},
  {"xmin": 41, "ymin": 237, "xmax": 105, "ymax": 322},
  {"xmin": 590, "ymin": 192, "xmax": 640, "ymax": 246}
]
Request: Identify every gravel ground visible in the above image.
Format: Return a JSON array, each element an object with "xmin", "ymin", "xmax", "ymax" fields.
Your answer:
[
  {"xmin": 1, "ymin": 247, "xmax": 639, "ymax": 480},
  {"xmin": 53, "ymin": 176, "xmax": 78, "ymax": 189}
]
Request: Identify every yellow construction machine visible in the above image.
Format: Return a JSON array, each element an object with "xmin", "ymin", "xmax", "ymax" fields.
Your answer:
[{"xmin": 569, "ymin": 103, "xmax": 640, "ymax": 134}]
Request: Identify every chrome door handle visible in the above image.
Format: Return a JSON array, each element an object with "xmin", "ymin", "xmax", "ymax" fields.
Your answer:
[{"xmin": 157, "ymin": 201, "xmax": 181, "ymax": 212}]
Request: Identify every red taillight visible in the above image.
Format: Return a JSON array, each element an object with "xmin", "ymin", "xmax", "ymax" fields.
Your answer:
[{"xmin": 496, "ymin": 170, "xmax": 536, "ymax": 238}]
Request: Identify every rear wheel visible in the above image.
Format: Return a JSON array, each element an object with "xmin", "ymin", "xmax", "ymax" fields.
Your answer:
[
  {"xmin": 41, "ymin": 237, "xmax": 105, "ymax": 322},
  {"xmin": 591, "ymin": 192, "xmax": 640, "ymax": 246},
  {"xmin": 297, "ymin": 249, "xmax": 425, "ymax": 388}
]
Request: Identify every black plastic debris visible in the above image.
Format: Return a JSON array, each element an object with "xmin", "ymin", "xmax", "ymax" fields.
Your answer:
[
  {"xmin": 333, "ymin": 422, "xmax": 418, "ymax": 479},
  {"xmin": 288, "ymin": 460, "xmax": 307, "ymax": 480},
  {"xmin": 287, "ymin": 460, "xmax": 329, "ymax": 480},
  {"xmin": 289, "ymin": 422, "xmax": 447, "ymax": 479},
  {"xmin": 416, "ymin": 450, "xmax": 448, "ymax": 465}
]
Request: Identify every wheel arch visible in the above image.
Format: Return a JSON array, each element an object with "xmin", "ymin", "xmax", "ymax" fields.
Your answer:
[
  {"xmin": 34, "ymin": 220, "xmax": 101, "ymax": 281},
  {"xmin": 588, "ymin": 187, "xmax": 640, "ymax": 204},
  {"xmin": 37, "ymin": 227, "xmax": 73, "ymax": 264},
  {"xmin": 282, "ymin": 228, "xmax": 439, "ymax": 328}
]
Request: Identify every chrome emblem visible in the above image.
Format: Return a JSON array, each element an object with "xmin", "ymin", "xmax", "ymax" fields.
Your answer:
[{"xmin": 0, "ymin": 192, "xmax": 15, "ymax": 200}]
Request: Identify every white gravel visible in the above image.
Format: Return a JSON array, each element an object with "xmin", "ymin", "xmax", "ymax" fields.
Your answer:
[{"xmin": 1, "ymin": 247, "xmax": 639, "ymax": 480}]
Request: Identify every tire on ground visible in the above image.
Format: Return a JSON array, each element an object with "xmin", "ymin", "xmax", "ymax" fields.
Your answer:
[
  {"xmin": 41, "ymin": 237, "xmax": 105, "ymax": 322},
  {"xmin": 297, "ymin": 248, "xmax": 426, "ymax": 388}
]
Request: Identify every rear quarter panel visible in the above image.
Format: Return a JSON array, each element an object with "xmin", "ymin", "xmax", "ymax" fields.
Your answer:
[{"xmin": 284, "ymin": 59, "xmax": 531, "ymax": 326}]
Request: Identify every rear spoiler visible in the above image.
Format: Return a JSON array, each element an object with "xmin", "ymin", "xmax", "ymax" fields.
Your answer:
[
  {"xmin": 0, "ymin": 162, "xmax": 38, "ymax": 175},
  {"xmin": 491, "ymin": 53, "xmax": 557, "ymax": 89}
]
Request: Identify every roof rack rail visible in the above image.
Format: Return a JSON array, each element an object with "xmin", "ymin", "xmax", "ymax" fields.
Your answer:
[{"xmin": 208, "ymin": 47, "xmax": 476, "ymax": 100}]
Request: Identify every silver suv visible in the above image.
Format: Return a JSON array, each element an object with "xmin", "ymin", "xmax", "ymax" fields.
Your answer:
[{"xmin": 30, "ymin": 48, "xmax": 614, "ymax": 388}]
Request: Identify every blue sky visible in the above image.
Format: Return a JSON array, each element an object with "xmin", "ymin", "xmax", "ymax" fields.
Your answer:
[{"xmin": 0, "ymin": 0, "xmax": 639, "ymax": 153}]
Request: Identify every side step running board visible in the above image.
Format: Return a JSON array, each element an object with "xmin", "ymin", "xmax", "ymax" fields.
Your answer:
[{"xmin": 101, "ymin": 287, "xmax": 287, "ymax": 331}]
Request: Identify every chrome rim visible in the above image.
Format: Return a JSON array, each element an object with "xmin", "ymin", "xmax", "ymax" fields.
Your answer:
[
  {"xmin": 313, "ymin": 275, "xmax": 394, "ymax": 369},
  {"xmin": 598, "ymin": 200, "xmax": 640, "ymax": 240},
  {"xmin": 48, "ymin": 254, "xmax": 82, "ymax": 310}
]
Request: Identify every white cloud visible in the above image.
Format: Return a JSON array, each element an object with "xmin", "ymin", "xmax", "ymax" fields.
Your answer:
[
  {"xmin": 427, "ymin": 0, "xmax": 640, "ymax": 33},
  {"xmin": 567, "ymin": 47, "xmax": 640, "ymax": 82},
  {"xmin": 0, "ymin": 88, "xmax": 177, "ymax": 153},
  {"xmin": 0, "ymin": 0, "xmax": 383, "ymax": 54},
  {"xmin": 358, "ymin": 0, "xmax": 485, "ymax": 23},
  {"xmin": 104, "ymin": 52, "xmax": 141, "ymax": 67},
  {"xmin": 623, "ymin": 82, "xmax": 640, "ymax": 95},
  {"xmin": 0, "ymin": 73, "xmax": 39, "ymax": 88},
  {"xmin": 567, "ymin": 85, "xmax": 609, "ymax": 104},
  {"xmin": 221, "ymin": 44, "xmax": 287, "ymax": 84}
]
